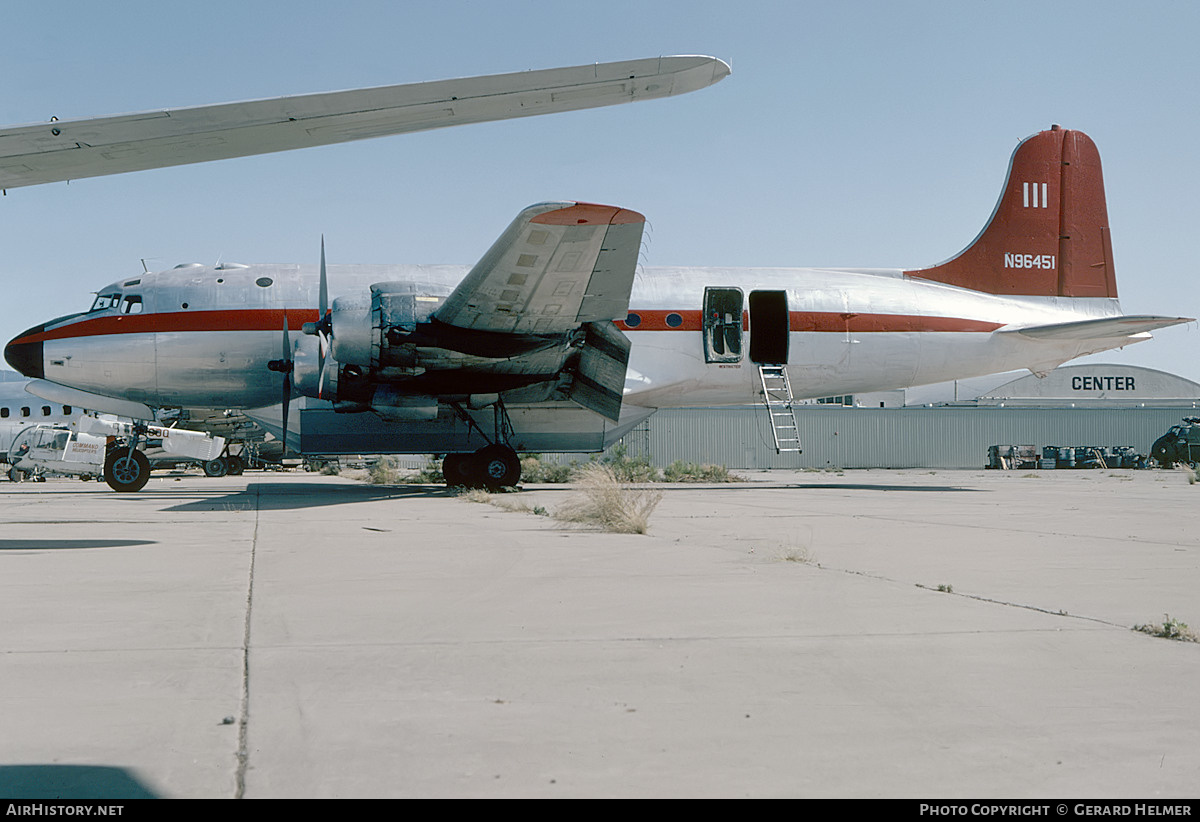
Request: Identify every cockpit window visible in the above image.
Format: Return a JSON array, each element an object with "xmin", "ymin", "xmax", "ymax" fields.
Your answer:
[
  {"xmin": 90, "ymin": 293, "xmax": 121, "ymax": 312},
  {"xmin": 121, "ymin": 295, "xmax": 143, "ymax": 314}
]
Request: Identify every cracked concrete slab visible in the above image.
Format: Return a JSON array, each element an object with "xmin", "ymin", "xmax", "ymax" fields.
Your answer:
[{"xmin": 1, "ymin": 468, "xmax": 1196, "ymax": 798}]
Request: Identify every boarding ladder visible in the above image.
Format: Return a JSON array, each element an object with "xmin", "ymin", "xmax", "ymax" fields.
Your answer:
[{"xmin": 758, "ymin": 365, "xmax": 803, "ymax": 453}]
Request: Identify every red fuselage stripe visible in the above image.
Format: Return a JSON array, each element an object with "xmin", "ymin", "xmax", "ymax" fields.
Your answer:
[
  {"xmin": 15, "ymin": 307, "xmax": 1003, "ymax": 344},
  {"xmin": 17, "ymin": 309, "xmax": 322, "ymax": 344},
  {"xmin": 615, "ymin": 310, "xmax": 1003, "ymax": 333}
]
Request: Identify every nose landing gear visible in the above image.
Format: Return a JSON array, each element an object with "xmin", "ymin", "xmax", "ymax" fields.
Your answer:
[{"xmin": 105, "ymin": 447, "xmax": 150, "ymax": 492}]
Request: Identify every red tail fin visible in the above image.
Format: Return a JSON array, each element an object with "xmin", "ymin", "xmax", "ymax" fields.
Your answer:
[{"xmin": 905, "ymin": 126, "xmax": 1117, "ymax": 298}]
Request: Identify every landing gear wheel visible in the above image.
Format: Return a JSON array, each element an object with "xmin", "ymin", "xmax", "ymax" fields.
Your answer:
[
  {"xmin": 225, "ymin": 455, "xmax": 246, "ymax": 476},
  {"xmin": 105, "ymin": 449, "xmax": 150, "ymax": 492},
  {"xmin": 475, "ymin": 444, "xmax": 521, "ymax": 489},
  {"xmin": 442, "ymin": 453, "xmax": 473, "ymax": 487},
  {"xmin": 203, "ymin": 457, "xmax": 229, "ymax": 478},
  {"xmin": 8, "ymin": 466, "xmax": 29, "ymax": 483}
]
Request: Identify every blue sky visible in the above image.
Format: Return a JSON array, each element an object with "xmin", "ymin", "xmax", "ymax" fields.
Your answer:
[{"xmin": 2, "ymin": 0, "xmax": 1198, "ymax": 383}]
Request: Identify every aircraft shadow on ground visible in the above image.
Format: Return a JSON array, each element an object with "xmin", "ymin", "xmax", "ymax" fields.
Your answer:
[
  {"xmin": 0, "ymin": 539, "xmax": 157, "ymax": 551},
  {"xmin": 523, "ymin": 482, "xmax": 985, "ymax": 494},
  {"xmin": 724, "ymin": 482, "xmax": 984, "ymax": 493},
  {"xmin": 163, "ymin": 481, "xmax": 457, "ymax": 512},
  {"xmin": 0, "ymin": 764, "xmax": 160, "ymax": 799}
]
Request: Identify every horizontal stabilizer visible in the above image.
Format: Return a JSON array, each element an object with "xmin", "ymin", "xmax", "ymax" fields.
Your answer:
[{"xmin": 999, "ymin": 315, "xmax": 1193, "ymax": 341}]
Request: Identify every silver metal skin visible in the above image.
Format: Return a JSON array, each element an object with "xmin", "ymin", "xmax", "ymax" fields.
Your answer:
[
  {"xmin": 0, "ymin": 56, "xmax": 730, "ymax": 189},
  {"xmin": 7, "ymin": 129, "xmax": 1194, "ymax": 457},
  {"xmin": 11, "ymin": 260, "xmax": 1177, "ymax": 411},
  {"xmin": 7, "ymin": 202, "xmax": 650, "ymax": 454}
]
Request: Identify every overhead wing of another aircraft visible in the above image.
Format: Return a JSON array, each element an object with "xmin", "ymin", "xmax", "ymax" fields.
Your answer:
[{"xmin": 0, "ymin": 55, "xmax": 729, "ymax": 189}]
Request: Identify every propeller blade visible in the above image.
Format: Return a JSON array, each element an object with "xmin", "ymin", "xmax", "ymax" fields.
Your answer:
[
  {"xmin": 281, "ymin": 310, "xmax": 292, "ymax": 449},
  {"xmin": 319, "ymin": 236, "xmax": 329, "ymax": 320},
  {"xmin": 317, "ymin": 334, "xmax": 329, "ymax": 399},
  {"xmin": 318, "ymin": 237, "xmax": 329, "ymax": 398},
  {"xmin": 281, "ymin": 309, "xmax": 291, "ymax": 361}
]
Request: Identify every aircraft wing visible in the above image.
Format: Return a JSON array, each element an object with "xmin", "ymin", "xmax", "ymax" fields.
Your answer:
[
  {"xmin": 999, "ymin": 315, "xmax": 1193, "ymax": 341},
  {"xmin": 0, "ymin": 56, "xmax": 729, "ymax": 189},
  {"xmin": 24, "ymin": 378, "xmax": 155, "ymax": 421},
  {"xmin": 434, "ymin": 201, "xmax": 645, "ymax": 334}
]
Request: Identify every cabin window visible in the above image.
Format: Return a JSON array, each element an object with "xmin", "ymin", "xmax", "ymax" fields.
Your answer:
[
  {"xmin": 63, "ymin": 406, "xmax": 72, "ymax": 415},
  {"xmin": 121, "ymin": 295, "xmax": 143, "ymax": 314},
  {"xmin": 21, "ymin": 406, "xmax": 30, "ymax": 417},
  {"xmin": 41, "ymin": 406, "xmax": 51, "ymax": 416},
  {"xmin": 0, "ymin": 407, "xmax": 8, "ymax": 418},
  {"xmin": 702, "ymin": 287, "xmax": 744, "ymax": 364}
]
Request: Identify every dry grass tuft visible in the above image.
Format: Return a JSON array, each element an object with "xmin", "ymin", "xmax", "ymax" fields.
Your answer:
[
  {"xmin": 553, "ymin": 463, "xmax": 663, "ymax": 534},
  {"xmin": 367, "ymin": 455, "xmax": 404, "ymax": 485},
  {"xmin": 778, "ymin": 545, "xmax": 814, "ymax": 564},
  {"xmin": 1133, "ymin": 615, "xmax": 1199, "ymax": 642},
  {"xmin": 1176, "ymin": 464, "xmax": 1200, "ymax": 485},
  {"xmin": 663, "ymin": 461, "xmax": 745, "ymax": 483}
]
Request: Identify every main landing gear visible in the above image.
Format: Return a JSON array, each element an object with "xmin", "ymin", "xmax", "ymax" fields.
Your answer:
[
  {"xmin": 202, "ymin": 452, "xmax": 246, "ymax": 477},
  {"xmin": 441, "ymin": 400, "xmax": 522, "ymax": 489},
  {"xmin": 442, "ymin": 444, "xmax": 521, "ymax": 490}
]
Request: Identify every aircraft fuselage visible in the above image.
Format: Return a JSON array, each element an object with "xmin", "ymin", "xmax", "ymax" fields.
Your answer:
[{"xmin": 5, "ymin": 261, "xmax": 1133, "ymax": 412}]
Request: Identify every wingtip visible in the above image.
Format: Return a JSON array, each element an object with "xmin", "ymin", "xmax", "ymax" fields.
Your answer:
[
  {"xmin": 665, "ymin": 54, "xmax": 731, "ymax": 77},
  {"xmin": 531, "ymin": 202, "xmax": 645, "ymax": 226},
  {"xmin": 663, "ymin": 54, "xmax": 731, "ymax": 88}
]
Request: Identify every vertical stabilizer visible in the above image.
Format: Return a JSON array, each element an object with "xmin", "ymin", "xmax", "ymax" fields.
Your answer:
[{"xmin": 905, "ymin": 127, "xmax": 1117, "ymax": 298}]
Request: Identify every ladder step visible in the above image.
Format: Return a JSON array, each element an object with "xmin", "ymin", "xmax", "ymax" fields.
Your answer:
[{"xmin": 758, "ymin": 364, "xmax": 803, "ymax": 455}]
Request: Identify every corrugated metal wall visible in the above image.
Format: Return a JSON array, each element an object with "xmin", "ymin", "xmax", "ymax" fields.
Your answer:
[{"xmin": 611, "ymin": 406, "xmax": 1190, "ymax": 469}]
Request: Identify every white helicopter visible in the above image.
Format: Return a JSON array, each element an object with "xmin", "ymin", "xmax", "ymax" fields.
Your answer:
[
  {"xmin": 6, "ymin": 415, "xmax": 225, "ymax": 491},
  {"xmin": 6, "ymin": 126, "xmax": 1191, "ymax": 490}
]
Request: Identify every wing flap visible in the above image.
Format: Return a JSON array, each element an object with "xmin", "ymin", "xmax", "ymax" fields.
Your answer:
[
  {"xmin": 999, "ymin": 314, "xmax": 1193, "ymax": 341},
  {"xmin": 569, "ymin": 321, "xmax": 633, "ymax": 422}
]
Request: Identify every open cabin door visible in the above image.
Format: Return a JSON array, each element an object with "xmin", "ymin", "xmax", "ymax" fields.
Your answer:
[
  {"xmin": 748, "ymin": 289, "xmax": 802, "ymax": 453},
  {"xmin": 702, "ymin": 287, "xmax": 744, "ymax": 364},
  {"xmin": 749, "ymin": 290, "xmax": 789, "ymax": 364}
]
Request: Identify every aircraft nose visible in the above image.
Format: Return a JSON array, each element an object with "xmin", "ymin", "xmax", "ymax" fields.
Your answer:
[{"xmin": 4, "ymin": 332, "xmax": 44, "ymax": 379}]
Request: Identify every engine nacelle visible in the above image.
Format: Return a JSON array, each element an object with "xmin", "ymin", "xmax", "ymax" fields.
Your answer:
[
  {"xmin": 328, "ymin": 282, "xmax": 447, "ymax": 369},
  {"xmin": 291, "ymin": 334, "xmax": 338, "ymax": 400}
]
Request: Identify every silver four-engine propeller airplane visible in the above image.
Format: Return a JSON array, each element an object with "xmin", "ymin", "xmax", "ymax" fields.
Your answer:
[
  {"xmin": 0, "ymin": 54, "xmax": 729, "ymax": 489},
  {"xmin": 6, "ymin": 123, "xmax": 1192, "ymax": 490}
]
